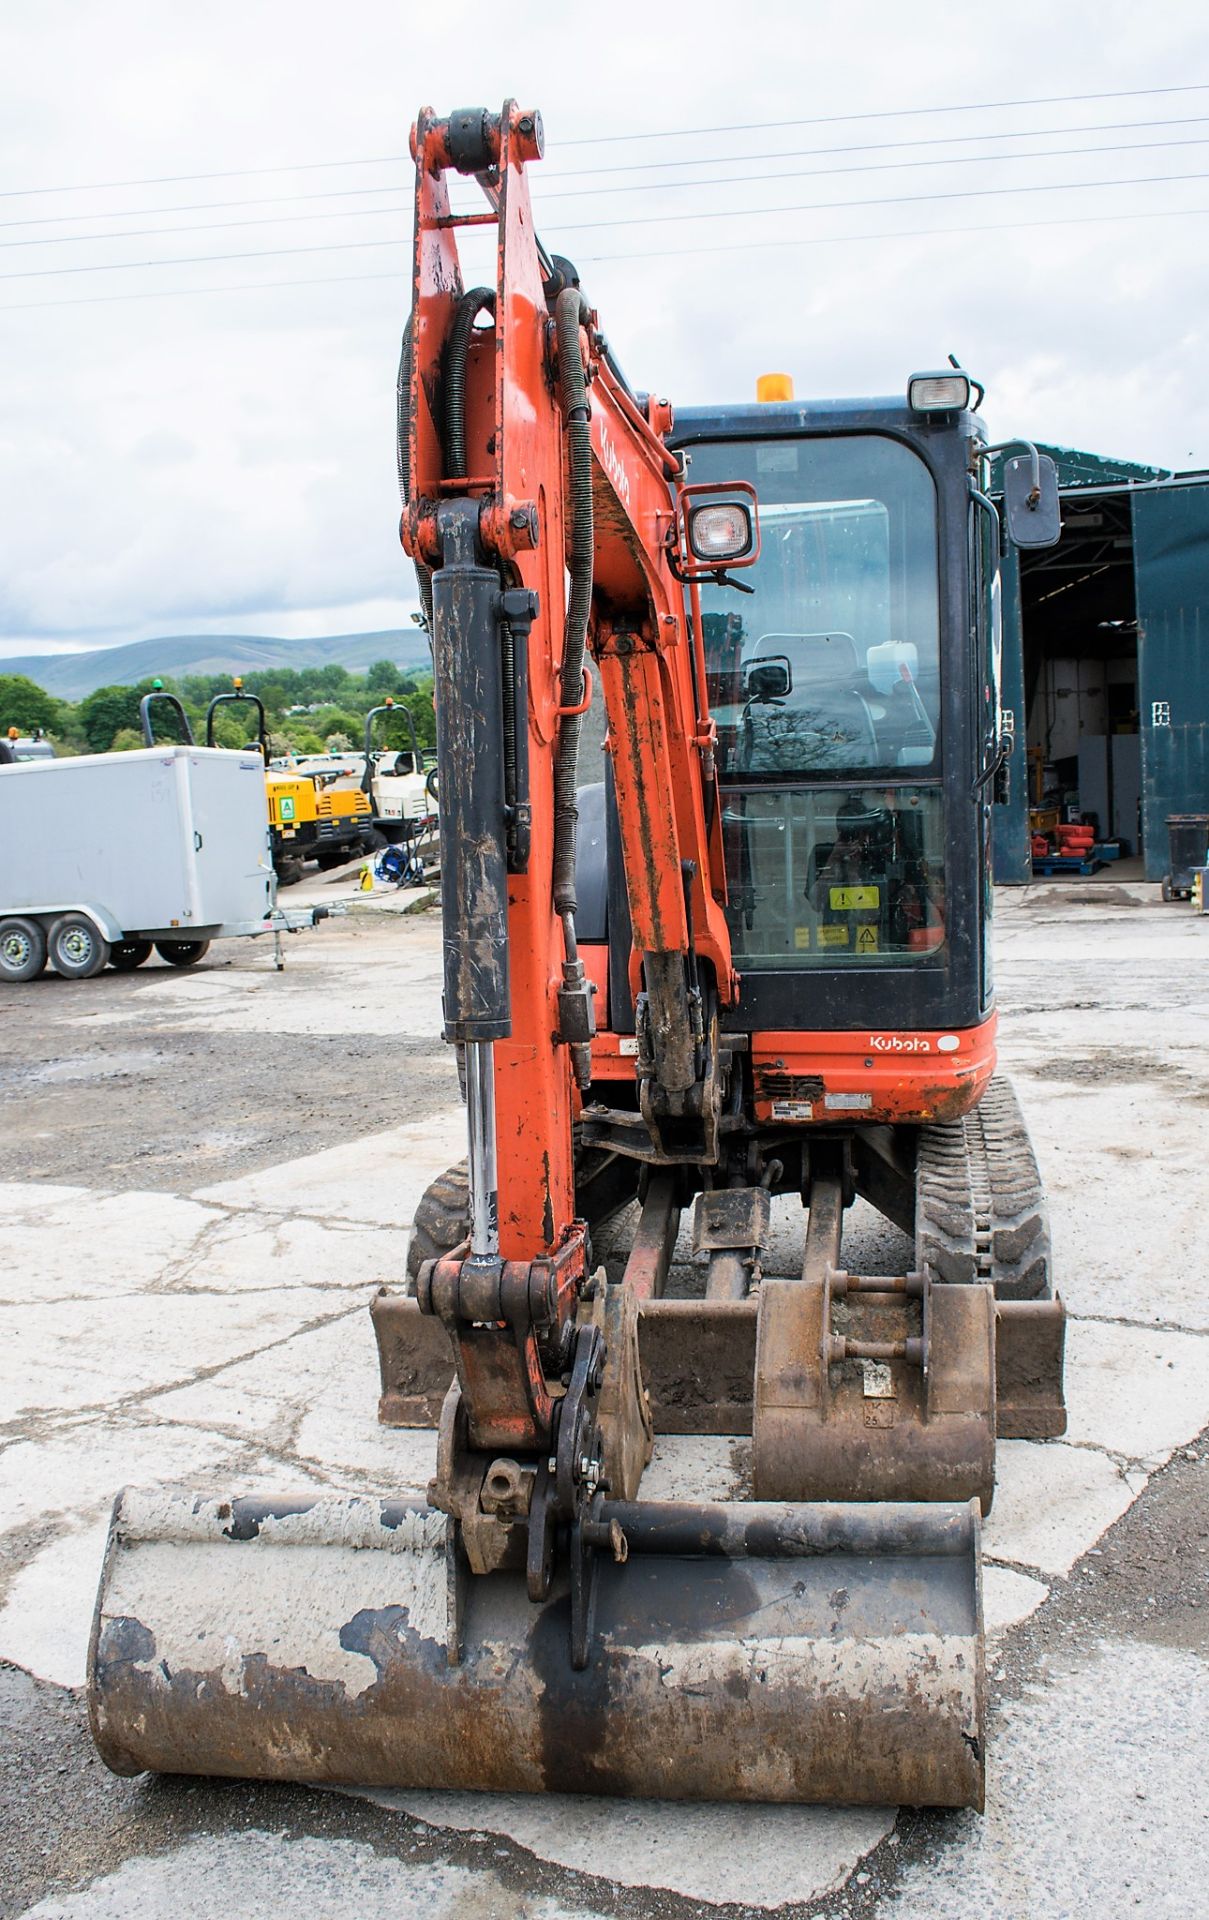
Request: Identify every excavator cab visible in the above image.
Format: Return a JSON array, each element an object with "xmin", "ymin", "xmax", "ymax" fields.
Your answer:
[{"xmin": 89, "ymin": 105, "xmax": 1065, "ymax": 1814}]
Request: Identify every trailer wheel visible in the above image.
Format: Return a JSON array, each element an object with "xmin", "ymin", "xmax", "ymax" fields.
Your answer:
[
  {"xmin": 155, "ymin": 940, "xmax": 211, "ymax": 968},
  {"xmin": 109, "ymin": 940, "xmax": 153, "ymax": 972},
  {"xmin": 0, "ymin": 916, "xmax": 48, "ymax": 983},
  {"xmin": 48, "ymin": 914, "xmax": 110, "ymax": 980}
]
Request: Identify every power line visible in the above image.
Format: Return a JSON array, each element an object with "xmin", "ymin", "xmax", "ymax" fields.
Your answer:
[
  {"xmin": 7, "ymin": 133, "xmax": 1207, "ymax": 255},
  {"xmin": 541, "ymin": 166, "xmax": 1209, "ymax": 236},
  {"xmin": 4, "ymin": 111, "xmax": 1205, "ymax": 234},
  {"xmin": 0, "ymin": 155, "xmax": 408, "ymax": 202},
  {"xmin": 0, "ymin": 163, "xmax": 1204, "ymax": 284},
  {"xmin": 4, "ymin": 111, "xmax": 1205, "ymax": 239},
  {"xmin": 577, "ymin": 198, "xmax": 1209, "ymax": 264},
  {"xmin": 535, "ymin": 133, "xmax": 1209, "ymax": 205},
  {"xmin": 0, "ymin": 200, "xmax": 411, "ymax": 252},
  {"xmin": 0, "ymin": 181, "xmax": 409, "ymax": 233},
  {"xmin": 0, "ymin": 199, "xmax": 1204, "ymax": 315},
  {"xmin": 556, "ymin": 82, "xmax": 1209, "ymax": 145},
  {"xmin": 3, "ymin": 83, "xmax": 1206, "ymax": 202},
  {"xmin": 546, "ymin": 112, "xmax": 1209, "ymax": 180}
]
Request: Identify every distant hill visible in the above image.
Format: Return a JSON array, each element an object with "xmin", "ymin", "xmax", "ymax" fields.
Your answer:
[{"xmin": 2, "ymin": 629, "xmax": 432, "ymax": 700}]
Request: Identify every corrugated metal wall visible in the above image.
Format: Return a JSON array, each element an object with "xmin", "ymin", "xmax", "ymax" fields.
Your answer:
[
  {"xmin": 1133, "ymin": 484, "xmax": 1209, "ymax": 881},
  {"xmin": 992, "ymin": 542, "xmax": 1031, "ymax": 882}
]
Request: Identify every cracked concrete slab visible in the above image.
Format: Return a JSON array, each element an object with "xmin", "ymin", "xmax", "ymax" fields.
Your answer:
[
  {"xmin": 2, "ymin": 1289, "xmax": 360, "ymax": 1422},
  {"xmin": 16, "ymin": 1834, "xmax": 536, "ymax": 1920},
  {"xmin": 0, "ymin": 1419, "xmax": 259, "ymax": 1541},
  {"xmin": 1016, "ymin": 1080, "xmax": 1209, "ymax": 1330},
  {"xmin": 983, "ymin": 1440, "xmax": 1139, "ymax": 1576},
  {"xmin": 1061, "ymin": 1316, "xmax": 1209, "ymax": 1461},
  {"xmin": 982, "ymin": 1564, "xmax": 1050, "ymax": 1638},
  {"xmin": 0, "ymin": 1191, "xmax": 222, "ymax": 1304},
  {"xmin": 194, "ymin": 1108, "xmax": 467, "ymax": 1223},
  {"xmin": 146, "ymin": 1209, "xmax": 404, "ymax": 1298},
  {"xmin": 885, "ymin": 1640, "xmax": 1209, "ymax": 1919},
  {"xmin": 375, "ymin": 1791, "xmax": 895, "ymax": 1910}
]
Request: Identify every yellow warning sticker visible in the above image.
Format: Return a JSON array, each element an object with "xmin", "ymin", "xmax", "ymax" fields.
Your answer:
[
  {"xmin": 829, "ymin": 885, "xmax": 879, "ymax": 911},
  {"xmin": 818, "ymin": 924, "xmax": 850, "ymax": 949},
  {"xmin": 856, "ymin": 925, "xmax": 880, "ymax": 953},
  {"xmin": 794, "ymin": 926, "xmax": 813, "ymax": 950}
]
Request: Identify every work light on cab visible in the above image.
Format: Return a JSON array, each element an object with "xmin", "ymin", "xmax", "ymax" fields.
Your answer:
[
  {"xmin": 908, "ymin": 371, "xmax": 972, "ymax": 413},
  {"xmin": 687, "ymin": 499, "xmax": 755, "ymax": 562}
]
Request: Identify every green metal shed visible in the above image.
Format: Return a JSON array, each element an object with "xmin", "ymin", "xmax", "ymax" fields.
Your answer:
[{"xmin": 992, "ymin": 446, "xmax": 1209, "ymax": 883}]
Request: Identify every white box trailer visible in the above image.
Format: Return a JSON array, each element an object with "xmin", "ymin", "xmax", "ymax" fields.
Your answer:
[{"xmin": 0, "ymin": 746, "xmax": 325, "ymax": 982}]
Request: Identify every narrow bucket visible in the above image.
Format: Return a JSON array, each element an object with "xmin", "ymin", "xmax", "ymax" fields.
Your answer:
[{"xmin": 89, "ymin": 1487, "xmax": 984, "ymax": 1808}]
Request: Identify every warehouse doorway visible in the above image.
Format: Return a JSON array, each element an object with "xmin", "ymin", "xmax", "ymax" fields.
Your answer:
[{"xmin": 1017, "ymin": 489, "xmax": 1143, "ymax": 867}]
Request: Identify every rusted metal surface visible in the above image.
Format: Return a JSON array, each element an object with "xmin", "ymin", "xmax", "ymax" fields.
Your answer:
[
  {"xmin": 637, "ymin": 1297, "xmax": 758, "ymax": 1433},
  {"xmin": 373, "ymin": 1284, "xmax": 1066, "ymax": 1448},
  {"xmin": 692, "ymin": 1185, "xmax": 770, "ymax": 1300},
  {"xmin": 90, "ymin": 1488, "xmax": 984, "ymax": 1809},
  {"xmin": 419, "ymin": 1226, "xmax": 587, "ymax": 1454},
  {"xmin": 372, "ymin": 1291, "xmax": 453, "ymax": 1427},
  {"xmin": 802, "ymin": 1155, "xmax": 845, "ymax": 1283},
  {"xmin": 753, "ymin": 1276, "xmax": 996, "ymax": 1510},
  {"xmin": 995, "ymin": 1296, "xmax": 1067, "ymax": 1438},
  {"xmin": 620, "ymin": 1168, "xmax": 680, "ymax": 1300}
]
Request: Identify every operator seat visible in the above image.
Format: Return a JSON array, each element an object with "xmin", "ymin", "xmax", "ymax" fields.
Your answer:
[{"xmin": 739, "ymin": 632, "xmax": 879, "ymax": 774}]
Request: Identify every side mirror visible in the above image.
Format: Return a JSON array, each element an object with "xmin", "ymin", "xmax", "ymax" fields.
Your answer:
[
  {"xmin": 744, "ymin": 658, "xmax": 792, "ymax": 701},
  {"xmin": 1003, "ymin": 451, "xmax": 1061, "ymax": 549}
]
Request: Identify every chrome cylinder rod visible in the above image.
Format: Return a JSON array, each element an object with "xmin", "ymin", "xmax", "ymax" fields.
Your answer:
[{"xmin": 464, "ymin": 1038, "xmax": 500, "ymax": 1259}]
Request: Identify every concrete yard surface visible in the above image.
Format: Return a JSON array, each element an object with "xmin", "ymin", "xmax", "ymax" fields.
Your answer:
[{"xmin": 0, "ymin": 883, "xmax": 1206, "ymax": 1918}]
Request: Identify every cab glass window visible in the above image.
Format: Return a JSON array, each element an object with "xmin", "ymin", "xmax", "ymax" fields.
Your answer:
[
  {"xmin": 690, "ymin": 435, "xmax": 942, "ymax": 779},
  {"xmin": 722, "ymin": 784, "xmax": 947, "ymax": 968}
]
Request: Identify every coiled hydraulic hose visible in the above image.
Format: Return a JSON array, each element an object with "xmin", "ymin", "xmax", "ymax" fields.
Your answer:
[
  {"xmin": 397, "ymin": 288, "xmax": 498, "ymax": 631},
  {"xmin": 443, "ymin": 287, "xmax": 496, "ymax": 480},
  {"xmin": 395, "ymin": 318, "xmax": 433, "ymax": 632},
  {"xmin": 552, "ymin": 285, "xmax": 594, "ymax": 960}
]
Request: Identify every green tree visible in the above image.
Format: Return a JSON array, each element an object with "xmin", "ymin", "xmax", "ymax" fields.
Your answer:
[
  {"xmin": 79, "ymin": 677, "xmax": 192, "ymax": 752},
  {"xmin": 110, "ymin": 727, "xmax": 145, "ymax": 752},
  {"xmin": 282, "ymin": 724, "xmax": 326, "ymax": 754},
  {"xmin": 78, "ymin": 683, "xmax": 145, "ymax": 752},
  {"xmin": 209, "ymin": 706, "xmax": 263, "ymax": 750},
  {"xmin": 0, "ymin": 673, "xmax": 61, "ymax": 735},
  {"xmin": 308, "ymin": 704, "xmax": 361, "ymax": 740},
  {"xmin": 365, "ymin": 658, "xmax": 401, "ymax": 694}
]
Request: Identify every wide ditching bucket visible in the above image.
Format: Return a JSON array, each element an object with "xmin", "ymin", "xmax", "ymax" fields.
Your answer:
[{"xmin": 90, "ymin": 1486, "xmax": 984, "ymax": 1808}]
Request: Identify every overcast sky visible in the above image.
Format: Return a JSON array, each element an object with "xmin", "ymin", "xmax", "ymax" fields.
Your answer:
[{"xmin": 2, "ymin": 0, "xmax": 1207, "ymax": 660}]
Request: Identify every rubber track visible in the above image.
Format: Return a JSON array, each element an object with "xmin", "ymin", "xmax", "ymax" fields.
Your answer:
[
  {"xmin": 914, "ymin": 1074, "xmax": 1052, "ymax": 1299},
  {"xmin": 407, "ymin": 1160, "xmax": 470, "ymax": 1284}
]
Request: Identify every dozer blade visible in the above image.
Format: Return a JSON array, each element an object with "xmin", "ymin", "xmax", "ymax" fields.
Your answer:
[{"xmin": 89, "ymin": 1487, "xmax": 984, "ymax": 1808}]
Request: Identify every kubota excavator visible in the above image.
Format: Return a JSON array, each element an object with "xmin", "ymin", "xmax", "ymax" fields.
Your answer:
[{"xmin": 88, "ymin": 102, "xmax": 1067, "ymax": 1809}]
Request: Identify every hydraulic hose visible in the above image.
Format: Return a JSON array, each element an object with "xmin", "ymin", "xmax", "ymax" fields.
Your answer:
[
  {"xmin": 552, "ymin": 285, "xmax": 594, "ymax": 950},
  {"xmin": 395, "ymin": 317, "xmax": 433, "ymax": 632},
  {"xmin": 443, "ymin": 287, "xmax": 496, "ymax": 481}
]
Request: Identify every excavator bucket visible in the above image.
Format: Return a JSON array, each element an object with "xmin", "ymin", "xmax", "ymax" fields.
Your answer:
[{"xmin": 89, "ymin": 1488, "xmax": 984, "ymax": 1807}]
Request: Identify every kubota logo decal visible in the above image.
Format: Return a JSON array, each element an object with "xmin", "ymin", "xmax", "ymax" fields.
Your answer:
[
  {"xmin": 599, "ymin": 421, "xmax": 631, "ymax": 507},
  {"xmin": 869, "ymin": 1034, "xmax": 931, "ymax": 1053}
]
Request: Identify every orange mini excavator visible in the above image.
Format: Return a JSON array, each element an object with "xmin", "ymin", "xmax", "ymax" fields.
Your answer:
[{"xmin": 88, "ymin": 102, "xmax": 1066, "ymax": 1809}]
